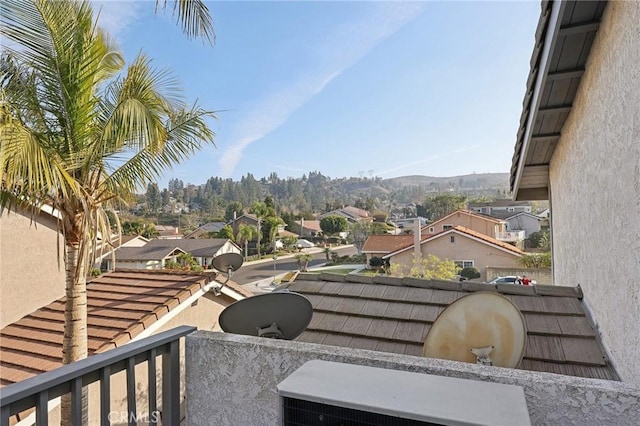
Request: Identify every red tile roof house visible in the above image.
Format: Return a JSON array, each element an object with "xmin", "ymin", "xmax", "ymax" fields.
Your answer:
[
  {"xmin": 361, "ymin": 234, "xmax": 416, "ymax": 265},
  {"xmin": 383, "ymin": 226, "xmax": 524, "ymax": 282},
  {"xmin": 424, "ymin": 209, "xmax": 526, "ymax": 248},
  {"xmin": 0, "ymin": 269, "xmax": 252, "ymax": 425}
]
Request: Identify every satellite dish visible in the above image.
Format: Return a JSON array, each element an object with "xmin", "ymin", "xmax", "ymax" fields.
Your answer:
[
  {"xmin": 219, "ymin": 291, "xmax": 313, "ymax": 340},
  {"xmin": 212, "ymin": 252, "xmax": 244, "ymax": 274},
  {"xmin": 211, "ymin": 252, "xmax": 244, "ymax": 296},
  {"xmin": 422, "ymin": 292, "xmax": 526, "ymax": 368}
]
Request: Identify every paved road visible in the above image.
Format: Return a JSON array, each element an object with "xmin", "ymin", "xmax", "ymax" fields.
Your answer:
[{"xmin": 231, "ymin": 245, "xmax": 358, "ymax": 285}]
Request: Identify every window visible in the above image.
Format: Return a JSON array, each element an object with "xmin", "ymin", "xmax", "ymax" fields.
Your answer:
[
  {"xmin": 443, "ymin": 224, "xmax": 453, "ymax": 231},
  {"xmin": 454, "ymin": 260, "xmax": 474, "ymax": 269},
  {"xmin": 429, "ymin": 227, "xmax": 434, "ymax": 233},
  {"xmin": 450, "ymin": 236, "xmax": 455, "ymax": 243}
]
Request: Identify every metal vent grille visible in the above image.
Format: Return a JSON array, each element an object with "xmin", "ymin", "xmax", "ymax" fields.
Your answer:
[{"xmin": 282, "ymin": 397, "xmax": 443, "ymax": 426}]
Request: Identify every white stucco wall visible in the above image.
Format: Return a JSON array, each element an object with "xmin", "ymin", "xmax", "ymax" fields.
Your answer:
[
  {"xmin": 549, "ymin": 1, "xmax": 640, "ymax": 385},
  {"xmin": 186, "ymin": 332, "xmax": 640, "ymax": 426}
]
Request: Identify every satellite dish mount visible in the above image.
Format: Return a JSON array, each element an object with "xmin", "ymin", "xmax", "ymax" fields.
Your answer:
[{"xmin": 211, "ymin": 253, "xmax": 244, "ymax": 296}]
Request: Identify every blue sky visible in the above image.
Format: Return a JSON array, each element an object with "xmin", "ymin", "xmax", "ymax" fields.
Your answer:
[{"xmin": 96, "ymin": 1, "xmax": 540, "ymax": 187}]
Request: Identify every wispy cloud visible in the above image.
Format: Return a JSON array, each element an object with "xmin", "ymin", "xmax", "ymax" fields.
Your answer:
[
  {"xmin": 377, "ymin": 145, "xmax": 483, "ymax": 177},
  {"xmin": 218, "ymin": 2, "xmax": 427, "ymax": 178},
  {"xmin": 92, "ymin": 0, "xmax": 144, "ymax": 40}
]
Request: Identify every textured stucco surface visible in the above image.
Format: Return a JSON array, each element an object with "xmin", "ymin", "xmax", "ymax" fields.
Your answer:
[
  {"xmin": 186, "ymin": 332, "xmax": 640, "ymax": 426},
  {"xmin": 0, "ymin": 210, "xmax": 66, "ymax": 327},
  {"xmin": 549, "ymin": 0, "xmax": 640, "ymax": 385}
]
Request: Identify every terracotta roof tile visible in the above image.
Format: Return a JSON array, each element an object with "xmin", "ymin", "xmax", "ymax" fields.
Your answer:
[
  {"xmin": 289, "ymin": 273, "xmax": 618, "ymax": 381},
  {"xmin": 0, "ymin": 269, "xmax": 237, "ymax": 387},
  {"xmin": 362, "ymin": 235, "xmax": 415, "ymax": 253}
]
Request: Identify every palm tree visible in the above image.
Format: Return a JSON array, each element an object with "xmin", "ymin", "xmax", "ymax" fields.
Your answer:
[
  {"xmin": 1, "ymin": 0, "xmax": 215, "ymax": 419},
  {"xmin": 250, "ymin": 201, "xmax": 269, "ymax": 258},
  {"xmin": 236, "ymin": 224, "xmax": 256, "ymax": 260},
  {"xmin": 156, "ymin": 0, "xmax": 216, "ymax": 45}
]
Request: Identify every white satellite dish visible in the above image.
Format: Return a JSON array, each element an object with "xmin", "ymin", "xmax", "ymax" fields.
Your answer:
[
  {"xmin": 422, "ymin": 292, "xmax": 527, "ymax": 368},
  {"xmin": 219, "ymin": 291, "xmax": 313, "ymax": 340},
  {"xmin": 211, "ymin": 252, "xmax": 243, "ymax": 296}
]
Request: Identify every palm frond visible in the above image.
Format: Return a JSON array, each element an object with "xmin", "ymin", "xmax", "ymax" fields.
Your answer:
[
  {"xmin": 98, "ymin": 105, "xmax": 216, "ymax": 202},
  {"xmin": 156, "ymin": 0, "xmax": 215, "ymax": 45}
]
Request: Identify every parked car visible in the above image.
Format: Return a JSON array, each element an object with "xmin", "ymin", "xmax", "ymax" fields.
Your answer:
[
  {"xmin": 296, "ymin": 239, "xmax": 315, "ymax": 248},
  {"xmin": 489, "ymin": 276, "xmax": 537, "ymax": 285}
]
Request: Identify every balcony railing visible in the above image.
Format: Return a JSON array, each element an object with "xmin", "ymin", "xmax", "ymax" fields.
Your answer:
[
  {"xmin": 0, "ymin": 326, "xmax": 195, "ymax": 426},
  {"xmin": 495, "ymin": 230, "xmax": 526, "ymax": 241}
]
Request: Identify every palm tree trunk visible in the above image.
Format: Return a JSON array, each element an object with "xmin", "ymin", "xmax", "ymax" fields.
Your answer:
[
  {"xmin": 256, "ymin": 220, "xmax": 261, "ymax": 258},
  {"xmin": 61, "ymin": 242, "xmax": 89, "ymax": 424}
]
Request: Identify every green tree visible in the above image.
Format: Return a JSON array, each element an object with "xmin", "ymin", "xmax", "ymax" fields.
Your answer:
[
  {"xmin": 0, "ymin": 3, "xmax": 215, "ymax": 420},
  {"xmin": 236, "ymin": 224, "xmax": 256, "ymax": 260},
  {"xmin": 146, "ymin": 183, "xmax": 162, "ymax": 212},
  {"xmin": 250, "ymin": 201, "xmax": 270, "ymax": 257},
  {"xmin": 225, "ymin": 201, "xmax": 243, "ymax": 221},
  {"xmin": 517, "ymin": 252, "xmax": 552, "ymax": 268},
  {"xmin": 216, "ymin": 225, "xmax": 234, "ymax": 240},
  {"xmin": 263, "ymin": 216, "xmax": 285, "ymax": 252},
  {"xmin": 423, "ymin": 194, "xmax": 467, "ymax": 221},
  {"xmin": 349, "ymin": 221, "xmax": 371, "ymax": 254},
  {"xmin": 459, "ymin": 267, "xmax": 481, "ymax": 280},
  {"xmin": 389, "ymin": 255, "xmax": 458, "ymax": 280},
  {"xmin": 295, "ymin": 253, "xmax": 313, "ymax": 271},
  {"xmin": 320, "ymin": 215, "xmax": 349, "ymax": 237}
]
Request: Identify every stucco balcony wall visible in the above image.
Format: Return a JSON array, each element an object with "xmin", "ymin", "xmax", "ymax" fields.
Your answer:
[{"xmin": 185, "ymin": 331, "xmax": 640, "ymax": 426}]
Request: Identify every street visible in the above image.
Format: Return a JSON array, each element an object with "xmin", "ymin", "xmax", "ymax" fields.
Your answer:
[{"xmin": 230, "ymin": 245, "xmax": 358, "ymax": 285}]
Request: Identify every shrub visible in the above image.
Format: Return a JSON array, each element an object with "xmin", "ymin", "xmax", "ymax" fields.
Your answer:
[
  {"xmin": 369, "ymin": 256, "xmax": 384, "ymax": 268},
  {"xmin": 459, "ymin": 267, "xmax": 481, "ymax": 280}
]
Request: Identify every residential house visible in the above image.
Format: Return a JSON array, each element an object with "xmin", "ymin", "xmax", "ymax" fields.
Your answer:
[
  {"xmin": 361, "ymin": 234, "xmax": 415, "ymax": 265},
  {"xmin": 0, "ymin": 209, "xmax": 65, "ymax": 328},
  {"xmin": 155, "ymin": 225, "xmax": 182, "ymax": 239},
  {"xmin": 503, "ymin": 212, "xmax": 543, "ymax": 238},
  {"xmin": 468, "ymin": 199, "xmax": 533, "ymax": 216},
  {"xmin": 228, "ymin": 213, "xmax": 259, "ymax": 238},
  {"xmin": 319, "ymin": 206, "xmax": 369, "ymax": 223},
  {"xmin": 423, "ymin": 209, "xmax": 525, "ymax": 246},
  {"xmin": 0, "ymin": 269, "xmax": 252, "ymax": 424},
  {"xmin": 184, "ymin": 222, "xmax": 227, "ymax": 239},
  {"xmin": 294, "ymin": 219, "xmax": 322, "ymax": 238},
  {"xmin": 114, "ymin": 239, "xmax": 241, "ymax": 270},
  {"xmin": 383, "ymin": 226, "xmax": 524, "ymax": 281},
  {"xmin": 510, "ymin": 0, "xmax": 639, "ymax": 385}
]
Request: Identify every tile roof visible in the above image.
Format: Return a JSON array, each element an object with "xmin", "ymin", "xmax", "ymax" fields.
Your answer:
[
  {"xmin": 0, "ymin": 270, "xmax": 251, "ymax": 387},
  {"xmin": 384, "ymin": 226, "xmax": 524, "ymax": 258},
  {"xmin": 285, "ymin": 274, "xmax": 618, "ymax": 381},
  {"xmin": 115, "ymin": 238, "xmax": 234, "ymax": 261},
  {"xmin": 362, "ymin": 235, "xmax": 415, "ymax": 254},
  {"xmin": 431, "ymin": 209, "xmax": 505, "ymax": 225}
]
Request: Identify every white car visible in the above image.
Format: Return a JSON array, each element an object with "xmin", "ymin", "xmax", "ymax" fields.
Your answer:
[
  {"xmin": 296, "ymin": 239, "xmax": 315, "ymax": 248},
  {"xmin": 489, "ymin": 276, "xmax": 537, "ymax": 285}
]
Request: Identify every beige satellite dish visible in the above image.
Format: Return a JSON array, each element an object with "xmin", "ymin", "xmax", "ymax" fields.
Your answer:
[{"xmin": 422, "ymin": 292, "xmax": 526, "ymax": 368}]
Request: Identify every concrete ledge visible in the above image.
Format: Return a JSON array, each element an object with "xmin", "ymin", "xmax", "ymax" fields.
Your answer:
[
  {"xmin": 318, "ymin": 272, "xmax": 346, "ymax": 282},
  {"xmin": 186, "ymin": 331, "xmax": 640, "ymax": 426},
  {"xmin": 497, "ymin": 283, "xmax": 537, "ymax": 295},
  {"xmin": 295, "ymin": 272, "xmax": 319, "ymax": 281},
  {"xmin": 462, "ymin": 281, "xmax": 498, "ymax": 292},
  {"xmin": 402, "ymin": 277, "xmax": 461, "ymax": 291},
  {"xmin": 344, "ymin": 274, "xmax": 374, "ymax": 284},
  {"xmin": 535, "ymin": 284, "xmax": 583, "ymax": 298},
  {"xmin": 372, "ymin": 275, "xmax": 404, "ymax": 286}
]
